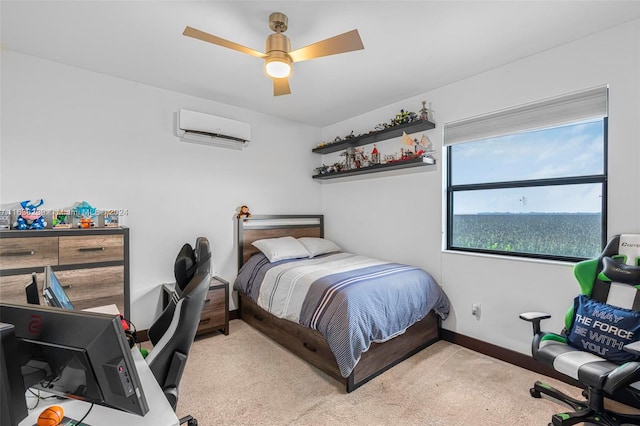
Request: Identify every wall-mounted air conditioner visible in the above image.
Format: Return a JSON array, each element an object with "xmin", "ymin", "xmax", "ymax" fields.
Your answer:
[{"xmin": 176, "ymin": 109, "xmax": 251, "ymax": 150}]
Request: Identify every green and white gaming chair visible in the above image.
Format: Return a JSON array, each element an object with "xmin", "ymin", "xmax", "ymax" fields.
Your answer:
[{"xmin": 520, "ymin": 234, "xmax": 640, "ymax": 426}]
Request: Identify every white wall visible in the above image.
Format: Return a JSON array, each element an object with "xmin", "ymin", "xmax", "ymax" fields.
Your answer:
[
  {"xmin": 321, "ymin": 20, "xmax": 640, "ymax": 355},
  {"xmin": 0, "ymin": 50, "xmax": 322, "ymax": 328}
]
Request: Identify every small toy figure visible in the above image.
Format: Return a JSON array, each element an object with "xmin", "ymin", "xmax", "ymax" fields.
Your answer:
[
  {"xmin": 391, "ymin": 109, "xmax": 418, "ymax": 126},
  {"xmin": 419, "ymin": 100, "xmax": 431, "ymax": 121},
  {"xmin": 354, "ymin": 147, "xmax": 368, "ymax": 168},
  {"xmin": 371, "ymin": 145, "xmax": 380, "ymax": 164},
  {"xmin": 52, "ymin": 210, "xmax": 71, "ymax": 228},
  {"xmin": 14, "ymin": 199, "xmax": 47, "ymax": 230},
  {"xmin": 237, "ymin": 205, "xmax": 252, "ymax": 219},
  {"xmin": 73, "ymin": 201, "xmax": 96, "ymax": 228}
]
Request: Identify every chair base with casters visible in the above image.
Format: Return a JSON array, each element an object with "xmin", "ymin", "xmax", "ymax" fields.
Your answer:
[
  {"xmin": 520, "ymin": 234, "xmax": 640, "ymax": 426},
  {"xmin": 529, "ymin": 380, "xmax": 640, "ymax": 426}
]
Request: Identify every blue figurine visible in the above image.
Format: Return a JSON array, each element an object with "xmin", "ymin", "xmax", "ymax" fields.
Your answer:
[
  {"xmin": 74, "ymin": 201, "xmax": 97, "ymax": 228},
  {"xmin": 14, "ymin": 199, "xmax": 47, "ymax": 230}
]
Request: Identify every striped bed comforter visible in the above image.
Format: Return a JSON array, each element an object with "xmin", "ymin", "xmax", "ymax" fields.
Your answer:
[{"xmin": 234, "ymin": 252, "xmax": 450, "ymax": 378}]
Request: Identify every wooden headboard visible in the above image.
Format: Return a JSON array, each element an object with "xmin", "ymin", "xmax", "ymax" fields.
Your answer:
[{"xmin": 236, "ymin": 215, "xmax": 324, "ymax": 270}]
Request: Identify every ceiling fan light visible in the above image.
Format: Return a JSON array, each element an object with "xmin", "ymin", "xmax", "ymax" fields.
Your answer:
[{"xmin": 265, "ymin": 59, "xmax": 291, "ymax": 78}]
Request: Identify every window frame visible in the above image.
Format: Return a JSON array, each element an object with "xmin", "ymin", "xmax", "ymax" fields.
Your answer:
[{"xmin": 445, "ymin": 117, "xmax": 608, "ymax": 262}]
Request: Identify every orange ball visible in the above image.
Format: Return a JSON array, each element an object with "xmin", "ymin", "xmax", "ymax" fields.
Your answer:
[{"xmin": 37, "ymin": 405, "xmax": 64, "ymax": 426}]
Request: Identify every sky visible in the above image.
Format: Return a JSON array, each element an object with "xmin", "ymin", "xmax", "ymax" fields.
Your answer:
[{"xmin": 451, "ymin": 120, "xmax": 604, "ymax": 214}]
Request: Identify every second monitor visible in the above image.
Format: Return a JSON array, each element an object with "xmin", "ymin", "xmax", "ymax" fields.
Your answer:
[{"xmin": 43, "ymin": 266, "xmax": 75, "ymax": 310}]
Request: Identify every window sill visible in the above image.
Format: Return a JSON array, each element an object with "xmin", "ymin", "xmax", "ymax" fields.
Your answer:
[{"xmin": 441, "ymin": 249, "xmax": 577, "ymax": 267}]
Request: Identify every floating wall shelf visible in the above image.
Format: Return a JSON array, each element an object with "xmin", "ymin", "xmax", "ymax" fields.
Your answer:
[
  {"xmin": 312, "ymin": 119, "xmax": 436, "ymax": 154},
  {"xmin": 312, "ymin": 156, "xmax": 436, "ymax": 180}
]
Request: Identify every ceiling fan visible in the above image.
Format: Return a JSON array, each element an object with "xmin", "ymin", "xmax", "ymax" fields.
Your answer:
[{"xmin": 183, "ymin": 12, "xmax": 364, "ymax": 96}]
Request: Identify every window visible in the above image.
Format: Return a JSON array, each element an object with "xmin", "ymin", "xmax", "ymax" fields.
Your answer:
[{"xmin": 445, "ymin": 87, "xmax": 608, "ymax": 261}]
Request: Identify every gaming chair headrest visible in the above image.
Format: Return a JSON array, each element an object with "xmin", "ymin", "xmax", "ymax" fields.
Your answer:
[
  {"xmin": 174, "ymin": 244, "xmax": 196, "ymax": 293},
  {"xmin": 600, "ymin": 234, "xmax": 640, "ymax": 265},
  {"xmin": 194, "ymin": 237, "xmax": 212, "ymax": 275},
  {"xmin": 601, "ymin": 256, "xmax": 640, "ymax": 285},
  {"xmin": 174, "ymin": 237, "xmax": 212, "ymax": 293}
]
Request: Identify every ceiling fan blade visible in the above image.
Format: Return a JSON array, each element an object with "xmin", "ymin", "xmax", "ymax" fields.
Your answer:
[
  {"xmin": 183, "ymin": 26, "xmax": 266, "ymax": 59},
  {"xmin": 288, "ymin": 29, "xmax": 364, "ymax": 63},
  {"xmin": 273, "ymin": 77, "xmax": 291, "ymax": 96}
]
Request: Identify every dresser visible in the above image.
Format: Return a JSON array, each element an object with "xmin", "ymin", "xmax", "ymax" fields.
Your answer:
[{"xmin": 0, "ymin": 227, "xmax": 130, "ymax": 318}]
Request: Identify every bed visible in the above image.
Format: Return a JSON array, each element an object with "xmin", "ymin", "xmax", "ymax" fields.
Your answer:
[{"xmin": 234, "ymin": 214, "xmax": 450, "ymax": 392}]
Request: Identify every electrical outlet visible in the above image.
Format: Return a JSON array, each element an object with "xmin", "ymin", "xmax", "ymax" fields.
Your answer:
[{"xmin": 472, "ymin": 303, "xmax": 481, "ymax": 317}]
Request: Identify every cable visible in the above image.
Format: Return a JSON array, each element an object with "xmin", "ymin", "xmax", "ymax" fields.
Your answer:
[
  {"xmin": 121, "ymin": 316, "xmax": 139, "ymax": 348},
  {"xmin": 26, "ymin": 388, "xmax": 58, "ymax": 410},
  {"xmin": 73, "ymin": 402, "xmax": 94, "ymax": 425}
]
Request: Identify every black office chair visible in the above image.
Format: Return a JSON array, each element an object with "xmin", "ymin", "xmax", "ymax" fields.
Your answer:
[
  {"xmin": 521, "ymin": 234, "xmax": 640, "ymax": 426},
  {"xmin": 146, "ymin": 237, "xmax": 211, "ymax": 426}
]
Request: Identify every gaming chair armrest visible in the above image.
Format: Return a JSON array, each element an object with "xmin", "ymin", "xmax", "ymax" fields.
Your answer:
[
  {"xmin": 624, "ymin": 340, "xmax": 640, "ymax": 357},
  {"xmin": 603, "ymin": 341, "xmax": 640, "ymax": 395},
  {"xmin": 520, "ymin": 312, "xmax": 552, "ymax": 336}
]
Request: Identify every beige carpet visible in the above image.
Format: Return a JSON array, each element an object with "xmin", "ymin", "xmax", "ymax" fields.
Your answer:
[{"xmin": 175, "ymin": 320, "xmax": 585, "ymax": 425}]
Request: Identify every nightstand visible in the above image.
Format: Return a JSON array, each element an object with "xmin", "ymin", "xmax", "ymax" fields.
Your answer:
[{"xmin": 162, "ymin": 275, "xmax": 229, "ymax": 336}]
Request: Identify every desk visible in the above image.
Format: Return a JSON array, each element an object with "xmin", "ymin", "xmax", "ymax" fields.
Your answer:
[{"xmin": 19, "ymin": 348, "xmax": 179, "ymax": 426}]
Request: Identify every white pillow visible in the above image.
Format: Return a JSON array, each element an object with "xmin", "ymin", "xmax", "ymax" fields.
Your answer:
[
  {"xmin": 251, "ymin": 236, "xmax": 310, "ymax": 262},
  {"xmin": 297, "ymin": 237, "xmax": 341, "ymax": 258}
]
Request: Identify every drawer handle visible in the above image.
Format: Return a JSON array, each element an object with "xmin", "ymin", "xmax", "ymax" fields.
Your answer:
[
  {"xmin": 253, "ymin": 314, "xmax": 264, "ymax": 322},
  {"xmin": 1, "ymin": 250, "xmax": 35, "ymax": 257},
  {"xmin": 79, "ymin": 247, "xmax": 105, "ymax": 252},
  {"xmin": 199, "ymin": 318, "xmax": 211, "ymax": 325},
  {"xmin": 303, "ymin": 342, "xmax": 317, "ymax": 353},
  {"xmin": 204, "ymin": 298, "xmax": 211, "ymax": 305},
  {"xmin": 62, "ymin": 284, "xmax": 72, "ymax": 290}
]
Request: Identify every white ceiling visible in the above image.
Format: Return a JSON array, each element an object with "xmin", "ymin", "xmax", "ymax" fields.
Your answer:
[{"xmin": 2, "ymin": 1, "xmax": 640, "ymax": 127}]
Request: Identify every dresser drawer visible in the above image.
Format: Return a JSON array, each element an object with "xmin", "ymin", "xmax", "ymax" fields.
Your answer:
[
  {"xmin": 0, "ymin": 272, "xmax": 45, "ymax": 304},
  {"xmin": 198, "ymin": 286, "xmax": 226, "ymax": 333},
  {"xmin": 59, "ymin": 235, "xmax": 124, "ymax": 265},
  {"xmin": 55, "ymin": 266, "xmax": 125, "ymax": 314},
  {"xmin": 0, "ymin": 237, "xmax": 58, "ymax": 270}
]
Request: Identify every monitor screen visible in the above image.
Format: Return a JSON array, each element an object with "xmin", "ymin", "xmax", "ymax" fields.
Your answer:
[
  {"xmin": 0, "ymin": 302, "xmax": 149, "ymax": 417},
  {"xmin": 43, "ymin": 266, "xmax": 74, "ymax": 310}
]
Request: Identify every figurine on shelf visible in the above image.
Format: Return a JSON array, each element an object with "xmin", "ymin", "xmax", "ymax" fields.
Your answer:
[
  {"xmin": 315, "ymin": 164, "xmax": 328, "ymax": 175},
  {"xmin": 371, "ymin": 144, "xmax": 380, "ymax": 165},
  {"xmin": 73, "ymin": 201, "xmax": 96, "ymax": 228},
  {"xmin": 52, "ymin": 210, "xmax": 72, "ymax": 228},
  {"xmin": 354, "ymin": 147, "xmax": 368, "ymax": 168},
  {"xmin": 343, "ymin": 146, "xmax": 356, "ymax": 170},
  {"xmin": 237, "ymin": 205, "xmax": 252, "ymax": 220},
  {"xmin": 13, "ymin": 199, "xmax": 47, "ymax": 230},
  {"xmin": 420, "ymin": 100, "xmax": 435, "ymax": 122},
  {"xmin": 420, "ymin": 134, "xmax": 435, "ymax": 154},
  {"xmin": 402, "ymin": 131, "xmax": 424, "ymax": 155},
  {"xmin": 419, "ymin": 100, "xmax": 430, "ymax": 121},
  {"xmin": 391, "ymin": 109, "xmax": 418, "ymax": 126}
]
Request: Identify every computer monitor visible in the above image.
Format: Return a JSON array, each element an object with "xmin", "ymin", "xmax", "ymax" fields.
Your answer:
[
  {"xmin": 43, "ymin": 266, "xmax": 74, "ymax": 310},
  {"xmin": 1, "ymin": 323, "xmax": 29, "ymax": 425},
  {"xmin": 25, "ymin": 273, "xmax": 40, "ymax": 305},
  {"xmin": 0, "ymin": 302, "xmax": 149, "ymax": 417}
]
